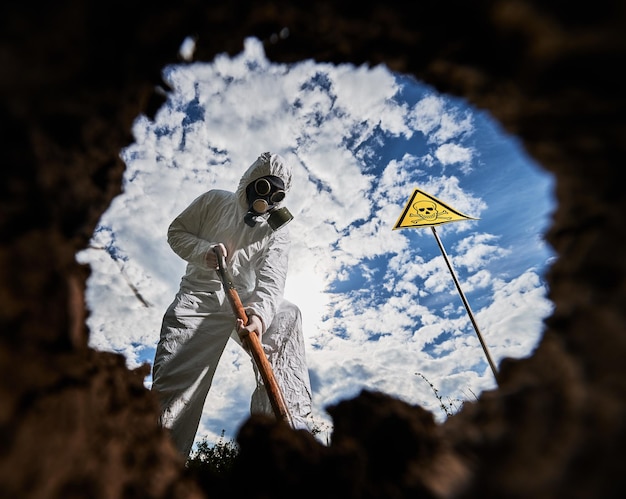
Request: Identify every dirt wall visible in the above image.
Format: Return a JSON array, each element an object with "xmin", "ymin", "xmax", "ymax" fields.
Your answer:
[{"xmin": 1, "ymin": 1, "xmax": 624, "ymax": 497}]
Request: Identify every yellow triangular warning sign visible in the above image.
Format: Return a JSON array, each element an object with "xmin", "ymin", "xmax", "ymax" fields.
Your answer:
[{"xmin": 393, "ymin": 188, "xmax": 478, "ymax": 230}]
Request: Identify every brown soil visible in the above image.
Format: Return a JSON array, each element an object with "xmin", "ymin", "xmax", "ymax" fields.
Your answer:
[{"xmin": 2, "ymin": 1, "xmax": 625, "ymax": 497}]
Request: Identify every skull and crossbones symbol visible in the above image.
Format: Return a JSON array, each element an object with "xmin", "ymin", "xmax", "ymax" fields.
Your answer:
[{"xmin": 409, "ymin": 200, "xmax": 451, "ymax": 223}]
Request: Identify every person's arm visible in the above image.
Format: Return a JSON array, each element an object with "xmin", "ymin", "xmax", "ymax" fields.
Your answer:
[
  {"xmin": 167, "ymin": 192, "xmax": 220, "ymax": 268},
  {"xmin": 244, "ymin": 229, "xmax": 290, "ymax": 334}
]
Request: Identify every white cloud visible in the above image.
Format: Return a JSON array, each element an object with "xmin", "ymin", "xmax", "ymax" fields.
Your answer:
[
  {"xmin": 408, "ymin": 93, "xmax": 474, "ymax": 145},
  {"xmin": 434, "ymin": 143, "xmax": 474, "ymax": 173}
]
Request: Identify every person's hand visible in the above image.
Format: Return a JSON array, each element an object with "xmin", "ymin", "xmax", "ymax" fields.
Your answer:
[
  {"xmin": 237, "ymin": 314, "xmax": 263, "ymax": 341},
  {"xmin": 205, "ymin": 243, "xmax": 227, "ymax": 270}
]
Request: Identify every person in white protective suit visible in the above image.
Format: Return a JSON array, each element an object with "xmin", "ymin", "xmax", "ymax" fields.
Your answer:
[{"xmin": 151, "ymin": 151, "xmax": 313, "ymax": 458}]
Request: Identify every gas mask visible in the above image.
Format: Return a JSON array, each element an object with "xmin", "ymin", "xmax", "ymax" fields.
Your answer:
[{"xmin": 243, "ymin": 175, "xmax": 294, "ymax": 231}]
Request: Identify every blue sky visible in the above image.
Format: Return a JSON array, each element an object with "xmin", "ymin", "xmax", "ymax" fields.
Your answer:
[{"xmin": 76, "ymin": 37, "xmax": 556, "ymax": 447}]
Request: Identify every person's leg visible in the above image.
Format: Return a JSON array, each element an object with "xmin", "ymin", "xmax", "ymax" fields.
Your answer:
[
  {"xmin": 152, "ymin": 290, "xmax": 234, "ymax": 458},
  {"xmin": 250, "ymin": 299, "xmax": 313, "ymax": 429}
]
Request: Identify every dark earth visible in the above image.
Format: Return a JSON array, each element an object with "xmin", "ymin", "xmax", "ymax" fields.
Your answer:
[{"xmin": 1, "ymin": 1, "xmax": 625, "ymax": 497}]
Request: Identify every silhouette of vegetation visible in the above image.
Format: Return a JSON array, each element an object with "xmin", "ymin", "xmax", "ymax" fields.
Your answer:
[
  {"xmin": 185, "ymin": 381, "xmax": 468, "ymax": 485},
  {"xmin": 187, "ymin": 430, "xmax": 239, "ymax": 475},
  {"xmin": 415, "ymin": 372, "xmax": 466, "ymax": 417},
  {"xmin": 309, "ymin": 418, "xmax": 332, "ymax": 445},
  {"xmin": 186, "ymin": 418, "xmax": 331, "ymax": 479}
]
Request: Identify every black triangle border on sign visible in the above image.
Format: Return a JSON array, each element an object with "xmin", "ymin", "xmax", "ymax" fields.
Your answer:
[{"xmin": 393, "ymin": 188, "xmax": 478, "ymax": 230}]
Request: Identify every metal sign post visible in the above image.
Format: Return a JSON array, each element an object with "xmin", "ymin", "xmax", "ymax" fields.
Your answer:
[
  {"xmin": 394, "ymin": 188, "xmax": 499, "ymax": 385},
  {"xmin": 431, "ymin": 226, "xmax": 499, "ymax": 383}
]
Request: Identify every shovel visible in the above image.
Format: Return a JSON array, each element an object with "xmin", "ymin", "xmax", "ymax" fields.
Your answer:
[{"xmin": 213, "ymin": 245, "xmax": 293, "ymax": 426}]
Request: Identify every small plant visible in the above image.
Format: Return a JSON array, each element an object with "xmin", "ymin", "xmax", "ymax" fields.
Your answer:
[
  {"xmin": 415, "ymin": 372, "xmax": 463, "ymax": 417},
  {"xmin": 186, "ymin": 430, "xmax": 239, "ymax": 475},
  {"xmin": 309, "ymin": 417, "xmax": 333, "ymax": 445}
]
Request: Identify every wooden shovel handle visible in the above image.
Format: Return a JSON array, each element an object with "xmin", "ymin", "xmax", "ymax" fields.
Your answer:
[{"xmin": 213, "ymin": 245, "xmax": 292, "ymax": 425}]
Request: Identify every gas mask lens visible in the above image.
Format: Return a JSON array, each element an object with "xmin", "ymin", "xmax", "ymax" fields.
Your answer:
[
  {"xmin": 254, "ymin": 178, "xmax": 285, "ymax": 204},
  {"xmin": 254, "ymin": 178, "xmax": 272, "ymax": 196}
]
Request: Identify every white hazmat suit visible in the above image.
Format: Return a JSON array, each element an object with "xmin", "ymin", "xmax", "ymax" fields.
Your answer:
[{"xmin": 151, "ymin": 152, "xmax": 313, "ymax": 457}]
